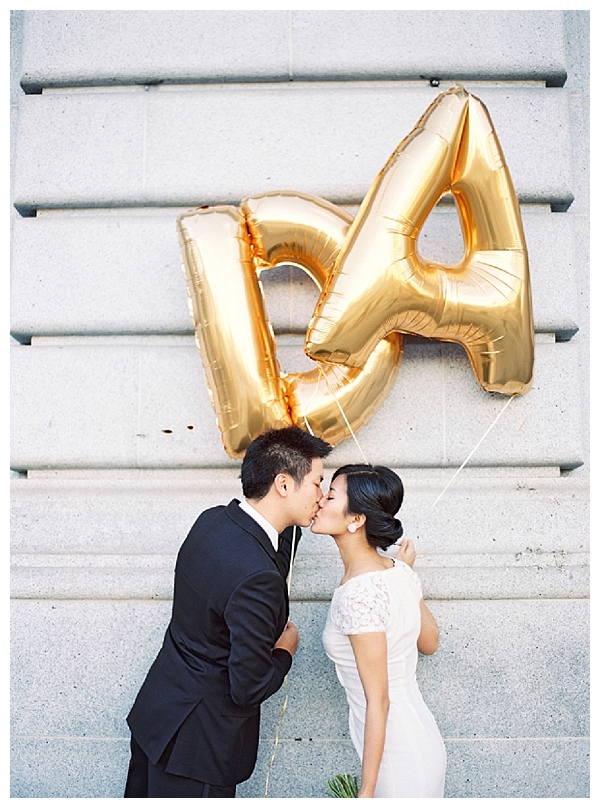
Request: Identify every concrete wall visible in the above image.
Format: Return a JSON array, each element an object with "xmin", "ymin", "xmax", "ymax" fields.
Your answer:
[{"xmin": 10, "ymin": 10, "xmax": 589, "ymax": 798}]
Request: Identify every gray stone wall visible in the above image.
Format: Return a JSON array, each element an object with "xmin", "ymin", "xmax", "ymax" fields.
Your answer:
[{"xmin": 10, "ymin": 10, "xmax": 589, "ymax": 798}]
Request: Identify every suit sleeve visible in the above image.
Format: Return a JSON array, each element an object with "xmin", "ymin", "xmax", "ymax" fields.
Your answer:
[{"xmin": 224, "ymin": 570, "xmax": 292, "ymax": 708}]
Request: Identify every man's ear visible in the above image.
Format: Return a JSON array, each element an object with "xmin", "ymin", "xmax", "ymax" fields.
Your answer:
[{"xmin": 273, "ymin": 472, "xmax": 290, "ymax": 498}]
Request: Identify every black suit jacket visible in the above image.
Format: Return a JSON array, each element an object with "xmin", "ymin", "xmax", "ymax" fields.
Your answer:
[{"xmin": 126, "ymin": 500, "xmax": 297, "ymax": 786}]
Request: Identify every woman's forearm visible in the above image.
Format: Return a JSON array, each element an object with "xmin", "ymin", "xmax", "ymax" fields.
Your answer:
[
  {"xmin": 349, "ymin": 632, "xmax": 390, "ymax": 798},
  {"xmin": 417, "ymin": 599, "xmax": 439, "ymax": 655},
  {"xmin": 358, "ymin": 697, "xmax": 390, "ymax": 797}
]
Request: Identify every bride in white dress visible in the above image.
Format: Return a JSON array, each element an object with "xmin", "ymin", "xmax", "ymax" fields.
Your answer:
[{"xmin": 312, "ymin": 464, "xmax": 446, "ymax": 798}]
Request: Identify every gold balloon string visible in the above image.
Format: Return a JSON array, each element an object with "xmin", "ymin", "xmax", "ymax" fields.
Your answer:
[
  {"xmin": 415, "ymin": 394, "xmax": 517, "ymax": 536},
  {"xmin": 264, "ymin": 524, "xmax": 298, "ymax": 798},
  {"xmin": 264, "ymin": 675, "xmax": 289, "ymax": 798},
  {"xmin": 287, "ymin": 525, "xmax": 299, "ymax": 597},
  {"xmin": 289, "ymin": 264, "xmax": 295, "ymax": 332},
  {"xmin": 299, "ymin": 382, "xmax": 319, "ymax": 438},
  {"xmin": 317, "ymin": 364, "xmax": 370, "ymax": 464},
  {"xmin": 302, "ymin": 416, "xmax": 315, "ymax": 436}
]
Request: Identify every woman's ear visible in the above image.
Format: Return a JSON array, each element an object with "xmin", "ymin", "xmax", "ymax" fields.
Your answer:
[{"xmin": 350, "ymin": 513, "xmax": 366, "ymax": 531}]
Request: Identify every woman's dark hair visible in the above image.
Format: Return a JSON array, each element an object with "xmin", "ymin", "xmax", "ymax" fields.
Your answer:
[
  {"xmin": 241, "ymin": 426, "xmax": 331, "ymax": 500},
  {"xmin": 332, "ymin": 464, "xmax": 404, "ymax": 550}
]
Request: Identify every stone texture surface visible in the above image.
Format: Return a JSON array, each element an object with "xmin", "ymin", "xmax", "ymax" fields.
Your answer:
[
  {"xmin": 10, "ymin": 207, "xmax": 579, "ymax": 341},
  {"xmin": 11, "ymin": 734, "xmax": 589, "ymax": 799},
  {"xmin": 10, "ymin": 470, "xmax": 589, "ymax": 601},
  {"xmin": 19, "ymin": 10, "xmax": 567, "ymax": 91},
  {"xmin": 10, "ymin": 599, "xmax": 589, "ymax": 798},
  {"xmin": 13, "ymin": 84, "xmax": 573, "ymax": 214},
  {"xmin": 11, "ymin": 469, "xmax": 588, "ymax": 556},
  {"xmin": 10, "ymin": 337, "xmax": 584, "ymax": 471},
  {"xmin": 441, "ymin": 737, "xmax": 590, "ymax": 799},
  {"xmin": 289, "ymin": 10, "xmax": 567, "ymax": 86},
  {"xmin": 11, "ymin": 737, "xmax": 133, "ymax": 799}
]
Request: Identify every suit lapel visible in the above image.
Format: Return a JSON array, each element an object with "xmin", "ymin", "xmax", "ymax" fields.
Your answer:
[
  {"xmin": 226, "ymin": 501, "xmax": 290, "ymax": 617},
  {"xmin": 225, "ymin": 500, "xmax": 286, "ymax": 577}
]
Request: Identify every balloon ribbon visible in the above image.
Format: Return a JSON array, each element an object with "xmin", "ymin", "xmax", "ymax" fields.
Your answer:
[
  {"xmin": 418, "ymin": 394, "xmax": 517, "ymax": 532},
  {"xmin": 264, "ymin": 525, "xmax": 298, "ymax": 798}
]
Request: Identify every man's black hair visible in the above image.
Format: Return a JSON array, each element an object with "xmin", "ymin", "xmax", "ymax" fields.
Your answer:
[{"xmin": 241, "ymin": 426, "xmax": 331, "ymax": 500}]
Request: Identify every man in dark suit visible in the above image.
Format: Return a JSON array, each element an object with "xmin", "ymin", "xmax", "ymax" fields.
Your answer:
[{"xmin": 124, "ymin": 426, "xmax": 332, "ymax": 797}]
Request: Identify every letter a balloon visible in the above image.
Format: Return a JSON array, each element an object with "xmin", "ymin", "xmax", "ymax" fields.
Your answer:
[{"xmin": 305, "ymin": 85, "xmax": 534, "ymax": 396}]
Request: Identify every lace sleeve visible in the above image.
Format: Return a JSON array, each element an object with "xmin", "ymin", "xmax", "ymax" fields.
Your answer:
[{"xmin": 330, "ymin": 575, "xmax": 391, "ymax": 635}]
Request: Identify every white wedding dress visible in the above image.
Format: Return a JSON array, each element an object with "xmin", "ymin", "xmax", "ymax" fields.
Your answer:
[{"xmin": 322, "ymin": 560, "xmax": 446, "ymax": 797}]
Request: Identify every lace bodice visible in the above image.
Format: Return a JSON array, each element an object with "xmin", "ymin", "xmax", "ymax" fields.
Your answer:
[
  {"xmin": 329, "ymin": 561, "xmax": 423, "ymax": 636},
  {"xmin": 330, "ymin": 573, "xmax": 392, "ymax": 634}
]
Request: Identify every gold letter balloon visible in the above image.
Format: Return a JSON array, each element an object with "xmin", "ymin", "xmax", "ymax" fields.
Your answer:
[
  {"xmin": 177, "ymin": 193, "xmax": 402, "ymax": 458},
  {"xmin": 305, "ymin": 86, "xmax": 534, "ymax": 396},
  {"xmin": 178, "ymin": 86, "xmax": 534, "ymax": 458}
]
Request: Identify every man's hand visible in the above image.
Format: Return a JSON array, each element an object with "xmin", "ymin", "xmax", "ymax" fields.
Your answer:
[
  {"xmin": 396, "ymin": 538, "xmax": 416, "ymax": 568},
  {"xmin": 274, "ymin": 621, "xmax": 300, "ymax": 656}
]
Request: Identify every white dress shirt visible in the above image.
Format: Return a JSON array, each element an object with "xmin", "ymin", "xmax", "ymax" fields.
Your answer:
[{"xmin": 238, "ymin": 499, "xmax": 280, "ymax": 552}]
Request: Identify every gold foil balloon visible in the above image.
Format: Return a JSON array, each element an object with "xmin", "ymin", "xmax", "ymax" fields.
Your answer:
[
  {"xmin": 242, "ymin": 191, "xmax": 351, "ymax": 284},
  {"xmin": 304, "ymin": 86, "xmax": 534, "ymax": 396},
  {"xmin": 178, "ymin": 205, "xmax": 290, "ymax": 458},
  {"xmin": 242, "ymin": 192, "xmax": 403, "ymax": 445},
  {"xmin": 178, "ymin": 86, "xmax": 533, "ymax": 458},
  {"xmin": 178, "ymin": 193, "xmax": 403, "ymax": 458}
]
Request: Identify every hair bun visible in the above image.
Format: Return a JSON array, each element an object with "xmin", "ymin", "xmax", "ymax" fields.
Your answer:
[{"xmin": 332, "ymin": 463, "xmax": 405, "ymax": 551}]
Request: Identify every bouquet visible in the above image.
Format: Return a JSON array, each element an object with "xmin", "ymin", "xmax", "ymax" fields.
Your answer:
[{"xmin": 325, "ymin": 773, "xmax": 359, "ymax": 798}]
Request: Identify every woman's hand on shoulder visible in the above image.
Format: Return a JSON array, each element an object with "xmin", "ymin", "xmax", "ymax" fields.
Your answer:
[{"xmin": 396, "ymin": 538, "xmax": 416, "ymax": 568}]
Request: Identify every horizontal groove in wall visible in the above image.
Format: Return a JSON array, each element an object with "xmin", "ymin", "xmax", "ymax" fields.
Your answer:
[
  {"xmin": 18, "ymin": 464, "xmax": 564, "ymax": 479},
  {"xmin": 10, "ymin": 551, "xmax": 588, "ymax": 568},
  {"xmin": 32, "ymin": 78, "xmax": 552, "ymax": 94},
  {"xmin": 9, "ymin": 554, "xmax": 589, "ymax": 601},
  {"xmin": 7, "ymin": 734, "xmax": 590, "ymax": 742}
]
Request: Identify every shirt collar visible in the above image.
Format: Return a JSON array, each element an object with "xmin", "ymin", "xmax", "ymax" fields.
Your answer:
[{"xmin": 238, "ymin": 500, "xmax": 279, "ymax": 552}]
